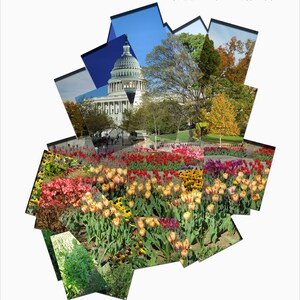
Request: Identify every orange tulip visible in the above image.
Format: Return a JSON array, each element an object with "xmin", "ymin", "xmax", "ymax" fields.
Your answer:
[
  {"xmin": 181, "ymin": 249, "xmax": 188, "ymax": 258},
  {"xmin": 102, "ymin": 183, "xmax": 110, "ymax": 192},
  {"xmin": 139, "ymin": 228, "xmax": 146, "ymax": 237},
  {"xmin": 251, "ymin": 193, "xmax": 260, "ymax": 201},
  {"xmin": 81, "ymin": 205, "xmax": 89, "ymax": 213},
  {"xmin": 188, "ymin": 202, "xmax": 196, "ymax": 211},
  {"xmin": 212, "ymin": 194, "xmax": 219, "ymax": 203},
  {"xmin": 175, "ymin": 241, "xmax": 182, "ymax": 250},
  {"xmin": 112, "ymin": 217, "xmax": 120, "ymax": 227},
  {"xmin": 102, "ymin": 209, "xmax": 111, "ymax": 218},
  {"xmin": 231, "ymin": 193, "xmax": 239, "ymax": 204}
]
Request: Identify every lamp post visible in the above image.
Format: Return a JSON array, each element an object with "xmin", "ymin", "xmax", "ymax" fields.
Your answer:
[{"xmin": 122, "ymin": 80, "xmax": 137, "ymax": 146}]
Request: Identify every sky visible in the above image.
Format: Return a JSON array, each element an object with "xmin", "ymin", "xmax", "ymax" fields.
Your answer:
[
  {"xmin": 174, "ymin": 17, "xmax": 207, "ymax": 36},
  {"xmin": 54, "ymin": 4, "xmax": 258, "ymax": 103},
  {"xmin": 55, "ymin": 69, "xmax": 96, "ymax": 102},
  {"xmin": 208, "ymin": 20, "xmax": 258, "ymax": 48}
]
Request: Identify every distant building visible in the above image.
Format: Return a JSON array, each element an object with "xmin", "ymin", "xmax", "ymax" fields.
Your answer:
[{"xmin": 84, "ymin": 37, "xmax": 146, "ymax": 125}]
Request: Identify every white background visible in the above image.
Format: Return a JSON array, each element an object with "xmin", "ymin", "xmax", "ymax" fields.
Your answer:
[{"xmin": 1, "ymin": 0, "xmax": 299, "ymax": 299}]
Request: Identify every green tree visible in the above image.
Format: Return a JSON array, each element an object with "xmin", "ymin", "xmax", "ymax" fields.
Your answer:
[
  {"xmin": 79, "ymin": 100, "xmax": 114, "ymax": 136},
  {"xmin": 144, "ymin": 34, "xmax": 203, "ymax": 111},
  {"xmin": 206, "ymin": 93, "xmax": 240, "ymax": 145},
  {"xmin": 63, "ymin": 101, "xmax": 89, "ymax": 137}
]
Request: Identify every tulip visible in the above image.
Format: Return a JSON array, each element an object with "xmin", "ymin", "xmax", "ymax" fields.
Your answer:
[
  {"xmin": 81, "ymin": 205, "xmax": 89, "ymax": 213},
  {"xmin": 172, "ymin": 199, "xmax": 180, "ymax": 206},
  {"xmin": 175, "ymin": 241, "xmax": 182, "ymax": 250},
  {"xmin": 238, "ymin": 171, "xmax": 244, "ymax": 178},
  {"xmin": 188, "ymin": 202, "xmax": 196, "ymax": 211},
  {"xmin": 218, "ymin": 188, "xmax": 225, "ymax": 195},
  {"xmin": 223, "ymin": 173, "xmax": 229, "ymax": 179},
  {"xmin": 194, "ymin": 197, "xmax": 201, "ymax": 204},
  {"xmin": 151, "ymin": 177, "xmax": 157, "ymax": 184},
  {"xmin": 212, "ymin": 194, "xmax": 219, "ymax": 203},
  {"xmin": 112, "ymin": 175, "xmax": 120, "ymax": 185},
  {"xmin": 220, "ymin": 183, "xmax": 227, "ymax": 190},
  {"xmin": 261, "ymin": 178, "xmax": 267, "ymax": 185},
  {"xmin": 251, "ymin": 193, "xmax": 260, "ymax": 201},
  {"xmin": 170, "ymin": 231, "xmax": 176, "ymax": 241},
  {"xmin": 236, "ymin": 176, "xmax": 242, "ymax": 183},
  {"xmin": 73, "ymin": 200, "xmax": 81, "ymax": 208},
  {"xmin": 264, "ymin": 168, "xmax": 270, "ymax": 175},
  {"xmin": 241, "ymin": 183, "xmax": 248, "ymax": 191},
  {"xmin": 205, "ymin": 186, "xmax": 212, "ymax": 194},
  {"xmin": 138, "ymin": 183, "xmax": 144, "ymax": 192},
  {"xmin": 97, "ymin": 176, "xmax": 105, "ymax": 184},
  {"xmin": 239, "ymin": 190, "xmax": 247, "ymax": 198},
  {"xmin": 211, "ymin": 185, "xmax": 218, "ymax": 194},
  {"xmin": 102, "ymin": 183, "xmax": 109, "ymax": 193},
  {"xmin": 95, "ymin": 202, "xmax": 104, "ymax": 210},
  {"xmin": 89, "ymin": 166, "xmax": 95, "ymax": 173},
  {"xmin": 231, "ymin": 193, "xmax": 239, "ymax": 204},
  {"xmin": 145, "ymin": 184, "xmax": 151, "ymax": 191},
  {"xmin": 98, "ymin": 164, "xmax": 104, "ymax": 172},
  {"xmin": 106, "ymin": 172, "xmax": 113, "ymax": 180},
  {"xmin": 163, "ymin": 189, "xmax": 171, "ymax": 197},
  {"xmin": 128, "ymin": 201, "xmax": 135, "ymax": 208},
  {"xmin": 148, "ymin": 220, "xmax": 156, "ymax": 227},
  {"xmin": 103, "ymin": 198, "xmax": 111, "ymax": 207},
  {"xmin": 144, "ymin": 191, "xmax": 151, "ymax": 199},
  {"xmin": 139, "ymin": 228, "xmax": 146, "ymax": 237},
  {"xmin": 255, "ymin": 175, "xmax": 262, "ymax": 183},
  {"xmin": 137, "ymin": 219, "xmax": 145, "ymax": 228},
  {"xmin": 109, "ymin": 181, "xmax": 115, "ymax": 191},
  {"xmin": 183, "ymin": 212, "xmax": 191, "ymax": 221},
  {"xmin": 112, "ymin": 217, "xmax": 120, "ymax": 227},
  {"xmin": 181, "ymin": 249, "xmax": 188, "ymax": 258},
  {"xmin": 251, "ymin": 185, "xmax": 258, "ymax": 193},
  {"xmin": 182, "ymin": 239, "xmax": 190, "ymax": 249},
  {"xmin": 214, "ymin": 178, "xmax": 221, "ymax": 188},
  {"xmin": 227, "ymin": 186, "xmax": 236, "ymax": 195},
  {"xmin": 122, "ymin": 169, "xmax": 128, "ymax": 176},
  {"xmin": 117, "ymin": 168, "xmax": 123, "ymax": 175},
  {"xmin": 207, "ymin": 203, "xmax": 215, "ymax": 213},
  {"xmin": 258, "ymin": 184, "xmax": 264, "ymax": 191},
  {"xmin": 119, "ymin": 176, "xmax": 126, "ymax": 185},
  {"xmin": 102, "ymin": 209, "xmax": 110, "ymax": 218}
]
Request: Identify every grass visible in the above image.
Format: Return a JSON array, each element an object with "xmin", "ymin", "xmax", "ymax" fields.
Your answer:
[
  {"xmin": 201, "ymin": 134, "xmax": 243, "ymax": 143},
  {"xmin": 149, "ymin": 131, "xmax": 243, "ymax": 144},
  {"xmin": 149, "ymin": 130, "xmax": 190, "ymax": 143}
]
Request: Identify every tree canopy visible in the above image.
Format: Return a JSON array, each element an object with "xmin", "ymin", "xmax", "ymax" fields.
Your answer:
[
  {"xmin": 79, "ymin": 100, "xmax": 114, "ymax": 136},
  {"xmin": 63, "ymin": 101, "xmax": 89, "ymax": 137}
]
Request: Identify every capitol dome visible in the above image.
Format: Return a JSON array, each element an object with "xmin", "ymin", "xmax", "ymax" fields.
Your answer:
[{"xmin": 108, "ymin": 37, "xmax": 145, "ymax": 94}]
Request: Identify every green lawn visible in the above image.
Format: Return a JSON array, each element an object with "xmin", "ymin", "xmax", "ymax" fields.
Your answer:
[
  {"xmin": 149, "ymin": 131, "xmax": 243, "ymax": 144},
  {"xmin": 149, "ymin": 130, "xmax": 190, "ymax": 142},
  {"xmin": 201, "ymin": 134, "xmax": 243, "ymax": 143}
]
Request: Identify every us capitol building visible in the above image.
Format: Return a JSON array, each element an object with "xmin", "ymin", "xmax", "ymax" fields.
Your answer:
[{"xmin": 84, "ymin": 37, "xmax": 146, "ymax": 126}]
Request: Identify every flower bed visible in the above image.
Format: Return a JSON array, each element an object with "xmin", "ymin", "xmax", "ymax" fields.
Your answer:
[{"xmin": 204, "ymin": 146, "xmax": 247, "ymax": 158}]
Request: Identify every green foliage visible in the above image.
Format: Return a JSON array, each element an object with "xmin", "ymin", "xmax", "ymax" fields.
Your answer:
[
  {"xmin": 64, "ymin": 101, "xmax": 89, "ymax": 137},
  {"xmin": 79, "ymin": 100, "xmax": 115, "ymax": 136},
  {"xmin": 42, "ymin": 230, "xmax": 61, "ymax": 280},
  {"xmin": 51, "ymin": 233, "xmax": 107, "ymax": 299},
  {"xmin": 99, "ymin": 264, "xmax": 134, "ymax": 300}
]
